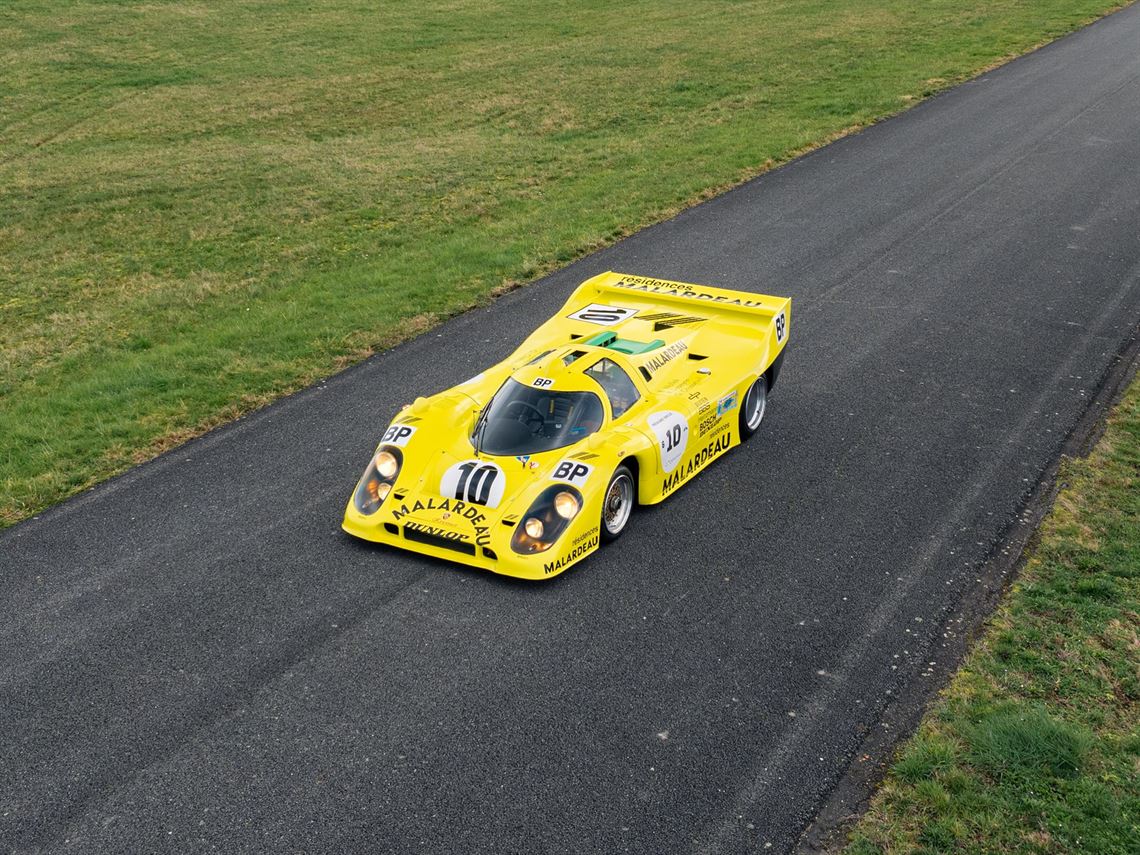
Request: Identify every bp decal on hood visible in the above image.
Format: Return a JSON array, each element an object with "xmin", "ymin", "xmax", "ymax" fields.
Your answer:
[
  {"xmin": 551, "ymin": 458, "xmax": 593, "ymax": 485},
  {"xmin": 381, "ymin": 424, "xmax": 417, "ymax": 447}
]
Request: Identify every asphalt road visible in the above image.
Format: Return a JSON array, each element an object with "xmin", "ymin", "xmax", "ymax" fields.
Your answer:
[{"xmin": 4, "ymin": 7, "xmax": 1140, "ymax": 853}]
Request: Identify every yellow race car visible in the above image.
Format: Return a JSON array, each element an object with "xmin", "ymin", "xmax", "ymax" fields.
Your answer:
[{"xmin": 343, "ymin": 271, "xmax": 790, "ymax": 580}]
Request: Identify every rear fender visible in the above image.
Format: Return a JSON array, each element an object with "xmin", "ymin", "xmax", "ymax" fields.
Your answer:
[{"xmin": 765, "ymin": 348, "xmax": 787, "ymax": 391}]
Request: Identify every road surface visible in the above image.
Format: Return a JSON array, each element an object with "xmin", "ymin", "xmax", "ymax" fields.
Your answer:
[{"xmin": 3, "ymin": 6, "xmax": 1140, "ymax": 852}]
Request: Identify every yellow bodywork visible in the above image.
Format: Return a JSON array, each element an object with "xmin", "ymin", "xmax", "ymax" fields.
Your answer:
[{"xmin": 342, "ymin": 271, "xmax": 791, "ymax": 579}]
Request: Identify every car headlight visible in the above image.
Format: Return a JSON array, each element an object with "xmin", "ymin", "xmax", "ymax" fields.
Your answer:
[
  {"xmin": 511, "ymin": 485, "xmax": 583, "ymax": 554},
  {"xmin": 353, "ymin": 445, "xmax": 403, "ymax": 515},
  {"xmin": 553, "ymin": 491, "xmax": 580, "ymax": 519},
  {"xmin": 375, "ymin": 450, "xmax": 399, "ymax": 479}
]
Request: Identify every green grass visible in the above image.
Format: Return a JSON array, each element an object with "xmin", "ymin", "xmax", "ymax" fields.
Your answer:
[
  {"xmin": 0, "ymin": 0, "xmax": 1126, "ymax": 525},
  {"xmin": 846, "ymin": 378, "xmax": 1140, "ymax": 854}
]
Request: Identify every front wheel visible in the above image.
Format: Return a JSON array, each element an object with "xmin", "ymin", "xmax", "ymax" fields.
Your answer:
[
  {"xmin": 739, "ymin": 375, "xmax": 768, "ymax": 440},
  {"xmin": 600, "ymin": 464, "xmax": 635, "ymax": 543}
]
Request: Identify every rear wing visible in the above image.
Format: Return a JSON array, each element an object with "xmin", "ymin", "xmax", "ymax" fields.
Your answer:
[
  {"xmin": 568, "ymin": 271, "xmax": 789, "ymax": 350},
  {"xmin": 578, "ymin": 271, "xmax": 789, "ymax": 320}
]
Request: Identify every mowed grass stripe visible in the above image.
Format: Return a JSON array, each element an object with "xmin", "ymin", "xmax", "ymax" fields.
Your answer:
[{"xmin": 0, "ymin": 0, "xmax": 1124, "ymax": 524}]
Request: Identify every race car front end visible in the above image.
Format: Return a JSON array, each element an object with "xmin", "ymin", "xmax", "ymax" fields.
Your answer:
[{"xmin": 342, "ymin": 444, "xmax": 604, "ymax": 580}]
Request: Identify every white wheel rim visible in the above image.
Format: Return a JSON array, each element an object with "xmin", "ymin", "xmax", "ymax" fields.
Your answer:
[
  {"xmin": 745, "ymin": 377, "xmax": 767, "ymax": 430},
  {"xmin": 603, "ymin": 474, "xmax": 633, "ymax": 535}
]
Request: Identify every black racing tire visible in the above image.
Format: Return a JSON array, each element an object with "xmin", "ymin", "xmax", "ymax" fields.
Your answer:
[
  {"xmin": 600, "ymin": 464, "xmax": 635, "ymax": 543},
  {"xmin": 738, "ymin": 375, "xmax": 768, "ymax": 441}
]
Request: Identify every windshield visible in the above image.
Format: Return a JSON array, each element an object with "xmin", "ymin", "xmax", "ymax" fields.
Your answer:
[
  {"xmin": 584, "ymin": 358, "xmax": 640, "ymax": 418},
  {"xmin": 474, "ymin": 379, "xmax": 604, "ymax": 456}
]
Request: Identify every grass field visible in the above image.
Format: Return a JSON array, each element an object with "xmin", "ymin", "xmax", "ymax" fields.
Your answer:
[
  {"xmin": 846, "ymin": 377, "xmax": 1140, "ymax": 854},
  {"xmin": 0, "ymin": 0, "xmax": 1125, "ymax": 525}
]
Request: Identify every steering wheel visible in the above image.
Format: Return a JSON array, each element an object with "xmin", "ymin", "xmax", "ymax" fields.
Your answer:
[{"xmin": 504, "ymin": 400, "xmax": 546, "ymax": 432}]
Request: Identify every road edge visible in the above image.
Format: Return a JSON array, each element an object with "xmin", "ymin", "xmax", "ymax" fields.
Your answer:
[
  {"xmin": 2, "ymin": 3, "xmax": 1133, "ymax": 534},
  {"xmin": 794, "ymin": 323, "xmax": 1140, "ymax": 853}
]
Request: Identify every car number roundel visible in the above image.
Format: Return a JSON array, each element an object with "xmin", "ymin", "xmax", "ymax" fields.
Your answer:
[
  {"xmin": 567, "ymin": 303, "xmax": 637, "ymax": 326},
  {"xmin": 648, "ymin": 410, "xmax": 689, "ymax": 472},
  {"xmin": 440, "ymin": 459, "xmax": 506, "ymax": 508}
]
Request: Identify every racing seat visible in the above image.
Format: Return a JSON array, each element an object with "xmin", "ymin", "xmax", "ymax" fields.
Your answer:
[{"xmin": 548, "ymin": 395, "xmax": 575, "ymax": 429}]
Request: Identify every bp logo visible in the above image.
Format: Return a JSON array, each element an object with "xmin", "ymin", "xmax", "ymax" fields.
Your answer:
[
  {"xmin": 775, "ymin": 311, "xmax": 786, "ymax": 343},
  {"xmin": 440, "ymin": 460, "xmax": 506, "ymax": 508},
  {"xmin": 551, "ymin": 459, "xmax": 593, "ymax": 485},
  {"xmin": 381, "ymin": 424, "xmax": 416, "ymax": 447}
]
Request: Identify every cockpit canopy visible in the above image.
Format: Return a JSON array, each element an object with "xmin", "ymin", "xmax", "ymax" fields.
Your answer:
[
  {"xmin": 473, "ymin": 379, "xmax": 603, "ymax": 456},
  {"xmin": 471, "ymin": 343, "xmax": 646, "ymax": 457}
]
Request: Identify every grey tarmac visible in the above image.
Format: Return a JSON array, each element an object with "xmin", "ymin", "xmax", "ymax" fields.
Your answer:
[{"xmin": 3, "ymin": 5, "xmax": 1140, "ymax": 853}]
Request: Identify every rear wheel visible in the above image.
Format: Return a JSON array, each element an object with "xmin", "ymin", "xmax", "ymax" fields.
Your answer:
[
  {"xmin": 600, "ymin": 464, "xmax": 635, "ymax": 542},
  {"xmin": 739, "ymin": 375, "xmax": 768, "ymax": 440}
]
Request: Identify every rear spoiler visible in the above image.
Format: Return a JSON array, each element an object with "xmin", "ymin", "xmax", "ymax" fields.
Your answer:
[{"xmin": 579, "ymin": 271, "xmax": 790, "ymax": 321}]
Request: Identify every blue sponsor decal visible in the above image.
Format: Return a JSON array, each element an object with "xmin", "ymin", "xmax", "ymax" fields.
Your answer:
[{"xmin": 717, "ymin": 390, "xmax": 738, "ymax": 417}]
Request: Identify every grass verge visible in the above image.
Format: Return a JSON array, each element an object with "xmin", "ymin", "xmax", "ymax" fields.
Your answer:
[
  {"xmin": 0, "ymin": 0, "xmax": 1127, "ymax": 525},
  {"xmin": 845, "ymin": 375, "xmax": 1140, "ymax": 854}
]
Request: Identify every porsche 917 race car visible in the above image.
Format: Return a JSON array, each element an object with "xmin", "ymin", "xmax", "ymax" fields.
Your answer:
[{"xmin": 343, "ymin": 271, "xmax": 790, "ymax": 579}]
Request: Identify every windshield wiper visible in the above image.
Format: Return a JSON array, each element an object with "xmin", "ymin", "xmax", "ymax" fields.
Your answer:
[{"xmin": 471, "ymin": 404, "xmax": 490, "ymax": 457}]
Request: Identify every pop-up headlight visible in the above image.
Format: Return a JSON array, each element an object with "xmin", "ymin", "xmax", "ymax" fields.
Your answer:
[{"xmin": 353, "ymin": 446, "xmax": 403, "ymax": 515}]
